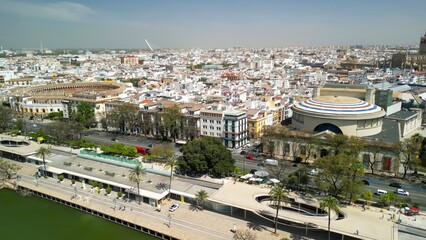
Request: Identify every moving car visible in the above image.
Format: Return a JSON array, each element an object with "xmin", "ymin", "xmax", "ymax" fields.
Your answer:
[
  {"xmin": 376, "ymin": 189, "xmax": 387, "ymax": 195},
  {"xmin": 246, "ymin": 155, "xmax": 254, "ymax": 160},
  {"xmin": 362, "ymin": 179, "xmax": 370, "ymax": 185},
  {"xmin": 389, "ymin": 182, "xmax": 402, "ymax": 188},
  {"xmin": 395, "ymin": 189, "xmax": 409, "ymax": 196},
  {"xmin": 169, "ymin": 203, "xmax": 179, "ymax": 212}
]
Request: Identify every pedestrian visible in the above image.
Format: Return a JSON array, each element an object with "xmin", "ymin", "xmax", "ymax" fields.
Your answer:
[
  {"xmin": 233, "ymin": 224, "xmax": 236, "ymax": 233},
  {"xmin": 381, "ymin": 213, "xmax": 384, "ymax": 219},
  {"xmin": 356, "ymin": 230, "xmax": 359, "ymax": 235}
]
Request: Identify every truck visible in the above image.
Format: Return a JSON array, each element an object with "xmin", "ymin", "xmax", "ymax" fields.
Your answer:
[{"xmin": 263, "ymin": 159, "xmax": 279, "ymax": 166}]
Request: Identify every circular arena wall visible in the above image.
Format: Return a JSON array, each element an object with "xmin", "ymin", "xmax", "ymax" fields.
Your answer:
[{"xmin": 292, "ymin": 96, "xmax": 386, "ymax": 137}]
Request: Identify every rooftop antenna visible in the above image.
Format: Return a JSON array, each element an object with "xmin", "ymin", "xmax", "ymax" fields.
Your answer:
[{"xmin": 144, "ymin": 39, "xmax": 153, "ymax": 51}]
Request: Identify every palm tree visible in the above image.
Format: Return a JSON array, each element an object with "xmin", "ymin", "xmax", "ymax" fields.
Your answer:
[
  {"xmin": 320, "ymin": 196, "xmax": 340, "ymax": 240},
  {"xmin": 163, "ymin": 157, "xmax": 177, "ymax": 200},
  {"xmin": 195, "ymin": 190, "xmax": 209, "ymax": 210},
  {"xmin": 35, "ymin": 146, "xmax": 51, "ymax": 177},
  {"xmin": 128, "ymin": 164, "xmax": 146, "ymax": 204},
  {"xmin": 269, "ymin": 185, "xmax": 288, "ymax": 234}
]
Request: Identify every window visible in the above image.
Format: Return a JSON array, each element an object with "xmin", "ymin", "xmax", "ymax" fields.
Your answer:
[
  {"xmin": 284, "ymin": 143, "xmax": 290, "ymax": 154},
  {"xmin": 362, "ymin": 154, "xmax": 370, "ymax": 168},
  {"xmin": 210, "ymin": 120, "xmax": 214, "ymax": 123},
  {"xmin": 217, "ymin": 120, "xmax": 221, "ymax": 124},
  {"xmin": 203, "ymin": 119, "xmax": 207, "ymax": 123},
  {"xmin": 217, "ymin": 127, "xmax": 221, "ymax": 131},
  {"xmin": 217, "ymin": 133, "xmax": 221, "ymax": 137},
  {"xmin": 203, "ymin": 125, "xmax": 207, "ymax": 129},
  {"xmin": 210, "ymin": 126, "xmax": 214, "ymax": 129},
  {"xmin": 203, "ymin": 131, "xmax": 207, "ymax": 135},
  {"xmin": 300, "ymin": 145, "xmax": 306, "ymax": 155},
  {"xmin": 210, "ymin": 132, "xmax": 214, "ymax": 136},
  {"xmin": 382, "ymin": 157, "xmax": 391, "ymax": 171}
]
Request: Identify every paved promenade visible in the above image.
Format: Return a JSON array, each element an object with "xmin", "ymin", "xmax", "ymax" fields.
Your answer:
[
  {"xmin": 12, "ymin": 163, "xmax": 297, "ymax": 240},
  {"xmin": 1, "ymin": 134, "xmax": 424, "ymax": 240}
]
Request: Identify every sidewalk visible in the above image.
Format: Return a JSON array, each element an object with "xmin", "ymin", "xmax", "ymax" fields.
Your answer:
[{"xmin": 10, "ymin": 163, "xmax": 295, "ymax": 240}]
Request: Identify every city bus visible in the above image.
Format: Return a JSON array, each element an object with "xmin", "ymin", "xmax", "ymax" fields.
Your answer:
[{"xmin": 135, "ymin": 146, "xmax": 151, "ymax": 155}]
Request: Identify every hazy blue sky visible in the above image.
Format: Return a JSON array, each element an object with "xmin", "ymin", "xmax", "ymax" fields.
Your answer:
[{"xmin": 1, "ymin": 0, "xmax": 426, "ymax": 49}]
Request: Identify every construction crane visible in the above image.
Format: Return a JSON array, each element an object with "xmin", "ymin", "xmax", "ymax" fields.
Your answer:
[{"xmin": 144, "ymin": 39, "xmax": 153, "ymax": 51}]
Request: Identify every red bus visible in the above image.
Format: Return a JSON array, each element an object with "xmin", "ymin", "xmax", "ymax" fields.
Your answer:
[{"xmin": 135, "ymin": 146, "xmax": 151, "ymax": 155}]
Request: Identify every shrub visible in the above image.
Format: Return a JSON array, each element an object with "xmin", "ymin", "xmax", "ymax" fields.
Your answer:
[
  {"xmin": 105, "ymin": 171, "xmax": 115, "ymax": 177},
  {"xmin": 294, "ymin": 156, "xmax": 303, "ymax": 163},
  {"xmin": 63, "ymin": 162, "xmax": 72, "ymax": 166},
  {"xmin": 71, "ymin": 179, "xmax": 75, "ymax": 184},
  {"xmin": 57, "ymin": 175, "xmax": 64, "ymax": 182},
  {"xmin": 97, "ymin": 182, "xmax": 104, "ymax": 189},
  {"xmin": 90, "ymin": 180, "xmax": 98, "ymax": 188},
  {"xmin": 84, "ymin": 167, "xmax": 93, "ymax": 171},
  {"xmin": 106, "ymin": 186, "xmax": 112, "ymax": 194},
  {"xmin": 117, "ymin": 191, "xmax": 123, "ymax": 198}
]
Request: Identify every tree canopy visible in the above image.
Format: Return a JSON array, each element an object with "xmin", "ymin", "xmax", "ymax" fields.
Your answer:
[
  {"xmin": 100, "ymin": 143, "xmax": 138, "ymax": 157},
  {"xmin": 177, "ymin": 137, "xmax": 235, "ymax": 177},
  {"xmin": 73, "ymin": 103, "xmax": 95, "ymax": 128}
]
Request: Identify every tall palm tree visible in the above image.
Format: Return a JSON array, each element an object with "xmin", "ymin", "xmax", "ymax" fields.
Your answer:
[
  {"xmin": 35, "ymin": 146, "xmax": 51, "ymax": 177},
  {"xmin": 163, "ymin": 157, "xmax": 177, "ymax": 200},
  {"xmin": 195, "ymin": 190, "xmax": 209, "ymax": 210},
  {"xmin": 269, "ymin": 185, "xmax": 288, "ymax": 234},
  {"xmin": 320, "ymin": 196, "xmax": 340, "ymax": 240},
  {"xmin": 128, "ymin": 164, "xmax": 146, "ymax": 204}
]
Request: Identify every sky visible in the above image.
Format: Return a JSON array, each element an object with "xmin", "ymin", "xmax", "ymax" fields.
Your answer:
[{"xmin": 1, "ymin": 0, "xmax": 426, "ymax": 49}]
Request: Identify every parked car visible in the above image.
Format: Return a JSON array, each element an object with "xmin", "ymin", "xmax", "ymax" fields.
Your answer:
[
  {"xmin": 240, "ymin": 150, "xmax": 247, "ymax": 155},
  {"xmin": 389, "ymin": 182, "xmax": 402, "ymax": 188},
  {"xmin": 246, "ymin": 155, "xmax": 254, "ymax": 160},
  {"xmin": 362, "ymin": 179, "xmax": 370, "ymax": 185},
  {"xmin": 250, "ymin": 169, "xmax": 257, "ymax": 174},
  {"xmin": 169, "ymin": 203, "xmax": 179, "ymax": 212},
  {"xmin": 395, "ymin": 189, "xmax": 409, "ymax": 196},
  {"xmin": 111, "ymin": 138, "xmax": 118, "ymax": 142}
]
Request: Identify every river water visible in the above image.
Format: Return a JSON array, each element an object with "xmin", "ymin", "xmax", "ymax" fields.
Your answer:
[{"xmin": 0, "ymin": 189, "xmax": 158, "ymax": 240}]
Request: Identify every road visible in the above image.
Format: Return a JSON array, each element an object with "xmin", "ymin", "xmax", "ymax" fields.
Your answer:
[
  {"xmin": 363, "ymin": 177, "xmax": 426, "ymax": 209},
  {"xmin": 77, "ymin": 130, "xmax": 426, "ymax": 209}
]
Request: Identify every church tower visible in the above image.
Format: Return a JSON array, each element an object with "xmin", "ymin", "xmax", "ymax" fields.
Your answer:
[{"xmin": 420, "ymin": 32, "xmax": 426, "ymax": 55}]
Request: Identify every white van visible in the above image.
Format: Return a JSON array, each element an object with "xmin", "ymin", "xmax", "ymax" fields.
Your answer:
[
  {"xmin": 376, "ymin": 189, "xmax": 387, "ymax": 195},
  {"xmin": 263, "ymin": 159, "xmax": 279, "ymax": 166}
]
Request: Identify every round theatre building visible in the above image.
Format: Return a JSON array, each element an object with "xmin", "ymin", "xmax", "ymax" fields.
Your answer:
[{"xmin": 291, "ymin": 96, "xmax": 386, "ymax": 137}]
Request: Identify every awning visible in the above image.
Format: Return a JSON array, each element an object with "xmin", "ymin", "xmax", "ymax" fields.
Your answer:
[{"xmin": 269, "ymin": 178, "xmax": 280, "ymax": 184}]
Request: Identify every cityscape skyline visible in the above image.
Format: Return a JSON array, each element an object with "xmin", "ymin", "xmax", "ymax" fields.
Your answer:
[{"xmin": 1, "ymin": 0, "xmax": 426, "ymax": 49}]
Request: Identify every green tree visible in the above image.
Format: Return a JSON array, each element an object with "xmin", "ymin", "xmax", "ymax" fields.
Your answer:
[
  {"xmin": 320, "ymin": 196, "xmax": 340, "ymax": 240},
  {"xmin": 162, "ymin": 105, "xmax": 184, "ymax": 142},
  {"xmin": 379, "ymin": 192, "xmax": 397, "ymax": 206},
  {"xmin": 195, "ymin": 190, "xmax": 209, "ymax": 210},
  {"xmin": 328, "ymin": 134, "xmax": 348, "ymax": 156},
  {"xmin": 361, "ymin": 190, "xmax": 373, "ymax": 208},
  {"xmin": 107, "ymin": 104, "xmax": 139, "ymax": 133},
  {"xmin": 163, "ymin": 157, "xmax": 178, "ymax": 200},
  {"xmin": 269, "ymin": 185, "xmax": 288, "ymax": 234},
  {"xmin": 74, "ymin": 103, "xmax": 95, "ymax": 128},
  {"xmin": 313, "ymin": 154, "xmax": 348, "ymax": 196},
  {"xmin": 396, "ymin": 136, "xmax": 421, "ymax": 179},
  {"xmin": 0, "ymin": 105, "xmax": 14, "ymax": 131},
  {"xmin": 15, "ymin": 119, "xmax": 25, "ymax": 133},
  {"xmin": 35, "ymin": 146, "xmax": 52, "ymax": 177},
  {"xmin": 178, "ymin": 137, "xmax": 235, "ymax": 177},
  {"xmin": 150, "ymin": 143, "xmax": 175, "ymax": 161},
  {"xmin": 128, "ymin": 164, "xmax": 146, "ymax": 204}
]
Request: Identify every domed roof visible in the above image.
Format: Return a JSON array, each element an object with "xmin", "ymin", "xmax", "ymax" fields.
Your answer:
[{"xmin": 296, "ymin": 96, "xmax": 383, "ymax": 115}]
